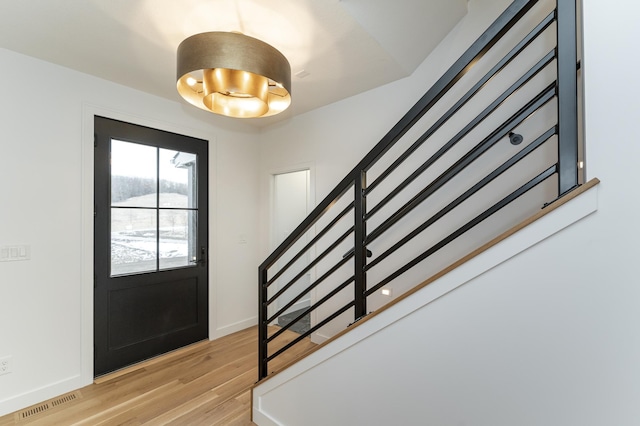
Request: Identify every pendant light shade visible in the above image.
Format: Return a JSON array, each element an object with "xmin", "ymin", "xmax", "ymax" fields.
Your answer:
[{"xmin": 176, "ymin": 32, "xmax": 292, "ymax": 118}]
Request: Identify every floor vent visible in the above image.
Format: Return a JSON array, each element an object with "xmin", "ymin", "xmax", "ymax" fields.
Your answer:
[
  {"xmin": 16, "ymin": 403, "xmax": 50, "ymax": 420},
  {"xmin": 50, "ymin": 391, "xmax": 79, "ymax": 407},
  {"xmin": 15, "ymin": 391, "xmax": 82, "ymax": 422}
]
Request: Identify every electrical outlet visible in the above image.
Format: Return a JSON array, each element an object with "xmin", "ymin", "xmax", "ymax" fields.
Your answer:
[{"xmin": 0, "ymin": 356, "xmax": 12, "ymax": 375}]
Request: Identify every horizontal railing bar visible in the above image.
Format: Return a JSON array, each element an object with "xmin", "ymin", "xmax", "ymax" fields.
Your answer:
[
  {"xmin": 267, "ymin": 224, "xmax": 352, "ymax": 296},
  {"xmin": 367, "ymin": 81, "xmax": 556, "ymax": 245},
  {"xmin": 267, "ymin": 227, "xmax": 354, "ymax": 305},
  {"xmin": 259, "ymin": 0, "xmax": 538, "ymax": 272},
  {"xmin": 356, "ymin": 0, "xmax": 540, "ymax": 174},
  {"xmin": 261, "ymin": 177, "xmax": 356, "ymax": 272},
  {"xmin": 366, "ymin": 49, "xmax": 556, "ymax": 222},
  {"xmin": 266, "ymin": 202, "xmax": 354, "ymax": 286},
  {"xmin": 366, "ymin": 10, "xmax": 557, "ymax": 196},
  {"xmin": 267, "ymin": 255, "xmax": 353, "ymax": 322},
  {"xmin": 367, "ymin": 126, "xmax": 557, "ymax": 271},
  {"xmin": 267, "ymin": 276, "xmax": 355, "ymax": 343},
  {"xmin": 366, "ymin": 164, "xmax": 557, "ymax": 296},
  {"xmin": 267, "ymin": 301, "xmax": 356, "ymax": 362}
]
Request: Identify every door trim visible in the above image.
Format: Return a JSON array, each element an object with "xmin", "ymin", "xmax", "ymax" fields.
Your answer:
[
  {"xmin": 267, "ymin": 164, "xmax": 315, "ymax": 251},
  {"xmin": 81, "ymin": 103, "xmax": 217, "ymax": 383},
  {"xmin": 267, "ymin": 163, "xmax": 317, "ymax": 334}
]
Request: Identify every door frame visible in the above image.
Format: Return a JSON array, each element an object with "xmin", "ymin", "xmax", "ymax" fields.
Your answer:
[
  {"xmin": 267, "ymin": 164, "xmax": 316, "ymax": 326},
  {"xmin": 81, "ymin": 104, "xmax": 217, "ymax": 383},
  {"xmin": 93, "ymin": 116, "xmax": 209, "ymax": 376},
  {"xmin": 267, "ymin": 164, "xmax": 315, "ymax": 261}
]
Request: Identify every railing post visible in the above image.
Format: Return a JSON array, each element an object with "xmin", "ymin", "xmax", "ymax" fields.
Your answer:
[
  {"xmin": 354, "ymin": 170, "xmax": 367, "ymax": 320},
  {"xmin": 258, "ymin": 266, "xmax": 268, "ymax": 380},
  {"xmin": 556, "ymin": 0, "xmax": 579, "ymax": 195}
]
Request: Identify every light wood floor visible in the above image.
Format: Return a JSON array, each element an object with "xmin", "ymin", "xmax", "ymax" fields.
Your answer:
[{"xmin": 0, "ymin": 326, "xmax": 315, "ymax": 426}]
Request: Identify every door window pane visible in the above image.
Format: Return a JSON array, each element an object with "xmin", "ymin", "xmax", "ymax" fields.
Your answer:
[
  {"xmin": 111, "ymin": 208, "xmax": 157, "ymax": 275},
  {"xmin": 160, "ymin": 149, "xmax": 197, "ymax": 208},
  {"xmin": 111, "ymin": 140, "xmax": 157, "ymax": 208},
  {"xmin": 159, "ymin": 210, "xmax": 197, "ymax": 270},
  {"xmin": 109, "ymin": 140, "xmax": 199, "ymax": 276}
]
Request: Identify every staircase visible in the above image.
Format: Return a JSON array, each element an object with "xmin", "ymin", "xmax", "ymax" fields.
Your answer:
[{"xmin": 254, "ymin": 0, "xmax": 585, "ymax": 423}]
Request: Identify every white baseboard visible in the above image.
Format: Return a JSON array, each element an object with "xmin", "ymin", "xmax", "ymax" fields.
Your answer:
[
  {"xmin": 0, "ymin": 374, "xmax": 87, "ymax": 417},
  {"xmin": 212, "ymin": 316, "xmax": 257, "ymax": 340},
  {"xmin": 252, "ymin": 408, "xmax": 281, "ymax": 426},
  {"xmin": 311, "ymin": 332, "xmax": 329, "ymax": 344}
]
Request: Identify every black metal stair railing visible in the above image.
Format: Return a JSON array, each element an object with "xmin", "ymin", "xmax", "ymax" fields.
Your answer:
[{"xmin": 258, "ymin": 0, "xmax": 580, "ymax": 380}]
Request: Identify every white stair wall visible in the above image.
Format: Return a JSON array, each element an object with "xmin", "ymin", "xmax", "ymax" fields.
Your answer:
[{"xmin": 253, "ymin": 184, "xmax": 598, "ymax": 425}]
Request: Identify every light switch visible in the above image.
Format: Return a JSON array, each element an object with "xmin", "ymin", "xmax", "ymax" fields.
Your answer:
[{"xmin": 0, "ymin": 245, "xmax": 30, "ymax": 262}]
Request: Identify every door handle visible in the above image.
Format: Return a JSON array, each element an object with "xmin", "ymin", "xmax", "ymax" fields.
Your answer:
[{"xmin": 190, "ymin": 246, "xmax": 206, "ymax": 265}]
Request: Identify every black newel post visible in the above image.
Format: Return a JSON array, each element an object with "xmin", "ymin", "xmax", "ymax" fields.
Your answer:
[
  {"xmin": 556, "ymin": 0, "xmax": 579, "ymax": 195},
  {"xmin": 258, "ymin": 267, "xmax": 268, "ymax": 380},
  {"xmin": 354, "ymin": 170, "xmax": 368, "ymax": 321}
]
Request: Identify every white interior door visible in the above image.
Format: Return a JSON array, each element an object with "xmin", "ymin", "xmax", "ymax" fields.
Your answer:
[{"xmin": 272, "ymin": 169, "xmax": 311, "ymax": 316}]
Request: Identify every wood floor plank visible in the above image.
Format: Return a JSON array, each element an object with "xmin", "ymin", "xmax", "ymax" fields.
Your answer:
[{"xmin": 0, "ymin": 326, "xmax": 315, "ymax": 425}]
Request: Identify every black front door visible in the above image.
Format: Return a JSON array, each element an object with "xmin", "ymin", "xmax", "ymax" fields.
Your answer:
[{"xmin": 94, "ymin": 116, "xmax": 208, "ymax": 376}]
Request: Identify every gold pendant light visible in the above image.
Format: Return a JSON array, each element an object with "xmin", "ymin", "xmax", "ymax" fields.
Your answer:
[{"xmin": 177, "ymin": 32, "xmax": 292, "ymax": 118}]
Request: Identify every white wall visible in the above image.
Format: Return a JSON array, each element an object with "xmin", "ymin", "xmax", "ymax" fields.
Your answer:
[
  {"xmin": 0, "ymin": 48, "xmax": 261, "ymax": 415},
  {"xmin": 253, "ymin": 0, "xmax": 640, "ymax": 424}
]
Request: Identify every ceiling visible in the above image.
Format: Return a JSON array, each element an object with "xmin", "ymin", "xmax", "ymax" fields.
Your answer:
[{"xmin": 0, "ymin": 0, "xmax": 468, "ymax": 126}]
